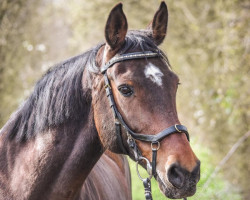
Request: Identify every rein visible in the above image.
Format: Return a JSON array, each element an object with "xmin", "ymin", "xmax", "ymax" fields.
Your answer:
[{"xmin": 101, "ymin": 51, "xmax": 190, "ymax": 200}]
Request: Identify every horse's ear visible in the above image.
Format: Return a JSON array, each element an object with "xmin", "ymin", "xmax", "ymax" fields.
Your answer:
[
  {"xmin": 147, "ymin": 1, "xmax": 168, "ymax": 45},
  {"xmin": 105, "ymin": 3, "xmax": 128, "ymax": 51}
]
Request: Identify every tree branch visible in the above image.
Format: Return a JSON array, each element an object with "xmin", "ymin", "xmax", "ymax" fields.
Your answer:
[{"xmin": 203, "ymin": 130, "xmax": 250, "ymax": 189}]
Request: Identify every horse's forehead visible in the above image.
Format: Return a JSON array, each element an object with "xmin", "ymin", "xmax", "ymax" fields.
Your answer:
[{"xmin": 112, "ymin": 59, "xmax": 173, "ymax": 84}]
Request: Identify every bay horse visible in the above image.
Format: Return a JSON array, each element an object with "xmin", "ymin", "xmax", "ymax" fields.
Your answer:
[{"xmin": 0, "ymin": 1, "xmax": 200, "ymax": 200}]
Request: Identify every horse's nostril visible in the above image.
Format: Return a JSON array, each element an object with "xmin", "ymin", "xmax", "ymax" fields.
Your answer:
[{"xmin": 167, "ymin": 164, "xmax": 185, "ymax": 189}]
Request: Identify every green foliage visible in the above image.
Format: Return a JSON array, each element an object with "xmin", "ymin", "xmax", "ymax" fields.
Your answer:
[
  {"xmin": 163, "ymin": 1, "xmax": 250, "ymax": 197},
  {"xmin": 0, "ymin": 0, "xmax": 45, "ymax": 124}
]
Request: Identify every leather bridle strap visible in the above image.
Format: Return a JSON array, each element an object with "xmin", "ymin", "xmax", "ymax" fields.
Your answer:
[{"xmin": 104, "ymin": 74, "xmax": 129, "ymax": 154}]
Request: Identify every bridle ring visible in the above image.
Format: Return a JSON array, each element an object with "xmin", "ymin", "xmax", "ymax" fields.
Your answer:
[
  {"xmin": 136, "ymin": 157, "xmax": 153, "ymax": 181},
  {"xmin": 151, "ymin": 141, "xmax": 160, "ymax": 151}
]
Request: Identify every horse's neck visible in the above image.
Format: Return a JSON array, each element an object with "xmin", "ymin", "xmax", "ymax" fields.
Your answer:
[{"xmin": 0, "ymin": 112, "xmax": 103, "ymax": 200}]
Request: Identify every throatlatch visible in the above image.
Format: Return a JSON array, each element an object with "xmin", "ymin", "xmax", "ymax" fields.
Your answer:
[{"xmin": 102, "ymin": 51, "xmax": 190, "ymax": 200}]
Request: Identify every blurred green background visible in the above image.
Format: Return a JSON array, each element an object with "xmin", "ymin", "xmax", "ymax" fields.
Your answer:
[{"xmin": 0, "ymin": 0, "xmax": 249, "ymax": 199}]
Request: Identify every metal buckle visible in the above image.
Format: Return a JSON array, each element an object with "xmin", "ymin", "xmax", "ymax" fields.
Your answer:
[
  {"xmin": 115, "ymin": 118, "xmax": 120, "ymax": 125},
  {"xmin": 175, "ymin": 124, "xmax": 182, "ymax": 133},
  {"xmin": 127, "ymin": 133, "xmax": 136, "ymax": 149},
  {"xmin": 104, "ymin": 84, "xmax": 111, "ymax": 89}
]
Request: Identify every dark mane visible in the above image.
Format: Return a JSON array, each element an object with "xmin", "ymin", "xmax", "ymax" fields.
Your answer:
[
  {"xmin": 2, "ymin": 44, "xmax": 102, "ymax": 141},
  {"xmin": 1, "ymin": 30, "xmax": 168, "ymax": 142}
]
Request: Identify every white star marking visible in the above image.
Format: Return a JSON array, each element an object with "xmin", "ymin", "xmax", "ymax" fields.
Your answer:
[{"xmin": 144, "ymin": 63, "xmax": 164, "ymax": 87}]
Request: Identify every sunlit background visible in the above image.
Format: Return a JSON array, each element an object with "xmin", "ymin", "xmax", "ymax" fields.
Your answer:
[{"xmin": 0, "ymin": 0, "xmax": 249, "ymax": 199}]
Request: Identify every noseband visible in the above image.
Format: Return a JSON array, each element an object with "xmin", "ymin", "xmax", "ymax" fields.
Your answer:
[{"xmin": 101, "ymin": 51, "xmax": 189, "ymax": 200}]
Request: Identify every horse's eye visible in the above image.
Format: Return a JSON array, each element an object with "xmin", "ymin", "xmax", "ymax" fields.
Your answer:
[{"xmin": 118, "ymin": 85, "xmax": 133, "ymax": 97}]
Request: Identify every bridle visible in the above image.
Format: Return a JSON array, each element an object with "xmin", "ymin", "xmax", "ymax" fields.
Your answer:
[{"xmin": 101, "ymin": 50, "xmax": 190, "ymax": 200}]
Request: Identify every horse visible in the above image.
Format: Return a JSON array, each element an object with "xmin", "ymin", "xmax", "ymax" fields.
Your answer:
[{"xmin": 0, "ymin": 1, "xmax": 200, "ymax": 199}]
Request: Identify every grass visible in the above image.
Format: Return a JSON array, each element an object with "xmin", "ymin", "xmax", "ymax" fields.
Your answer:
[{"xmin": 128, "ymin": 138, "xmax": 242, "ymax": 200}]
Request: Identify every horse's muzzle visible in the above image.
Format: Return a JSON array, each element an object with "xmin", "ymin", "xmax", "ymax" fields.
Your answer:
[{"xmin": 156, "ymin": 161, "xmax": 200, "ymax": 199}]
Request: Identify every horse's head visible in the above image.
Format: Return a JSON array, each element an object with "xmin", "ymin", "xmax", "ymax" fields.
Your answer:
[{"xmin": 92, "ymin": 2, "xmax": 200, "ymax": 199}]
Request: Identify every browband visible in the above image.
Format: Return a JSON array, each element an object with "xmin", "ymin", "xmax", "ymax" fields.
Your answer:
[{"xmin": 101, "ymin": 51, "xmax": 159, "ymax": 74}]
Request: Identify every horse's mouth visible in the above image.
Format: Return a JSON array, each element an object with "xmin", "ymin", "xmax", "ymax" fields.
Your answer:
[{"xmin": 155, "ymin": 170, "xmax": 197, "ymax": 199}]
